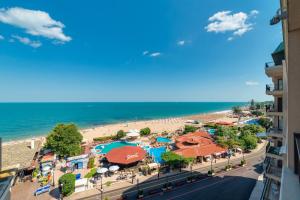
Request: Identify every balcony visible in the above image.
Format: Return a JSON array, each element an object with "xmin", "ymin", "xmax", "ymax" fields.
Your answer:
[
  {"xmin": 265, "ymin": 62, "xmax": 283, "ymax": 77},
  {"xmin": 265, "ymin": 161, "xmax": 282, "ymax": 182},
  {"xmin": 266, "ymin": 146, "xmax": 283, "ymax": 160},
  {"xmin": 267, "ymin": 128, "xmax": 284, "ymax": 138},
  {"xmin": 266, "ymin": 84, "xmax": 283, "ymax": 96},
  {"xmin": 266, "ymin": 104, "xmax": 283, "ymax": 117},
  {"xmin": 261, "ymin": 177, "xmax": 280, "ymax": 200}
]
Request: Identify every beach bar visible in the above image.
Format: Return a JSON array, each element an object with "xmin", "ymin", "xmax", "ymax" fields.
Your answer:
[
  {"xmin": 67, "ymin": 154, "xmax": 89, "ymax": 170},
  {"xmin": 105, "ymin": 146, "xmax": 146, "ymax": 167}
]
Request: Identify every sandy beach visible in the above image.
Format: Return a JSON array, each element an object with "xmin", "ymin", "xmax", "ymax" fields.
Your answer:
[{"xmin": 80, "ymin": 110, "xmax": 234, "ymax": 142}]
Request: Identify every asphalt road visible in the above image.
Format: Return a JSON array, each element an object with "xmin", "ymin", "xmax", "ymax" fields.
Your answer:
[{"xmin": 80, "ymin": 144, "xmax": 266, "ymax": 200}]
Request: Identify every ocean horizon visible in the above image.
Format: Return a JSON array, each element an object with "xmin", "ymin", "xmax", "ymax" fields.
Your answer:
[{"xmin": 0, "ymin": 102, "xmax": 246, "ymax": 141}]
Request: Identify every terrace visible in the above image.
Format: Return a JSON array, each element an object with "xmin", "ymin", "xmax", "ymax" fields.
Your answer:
[
  {"xmin": 265, "ymin": 84, "xmax": 283, "ymax": 96},
  {"xmin": 266, "ymin": 146, "xmax": 283, "ymax": 160}
]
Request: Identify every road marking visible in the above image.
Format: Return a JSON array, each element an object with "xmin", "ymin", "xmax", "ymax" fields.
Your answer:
[{"xmin": 166, "ymin": 177, "xmax": 235, "ymax": 200}]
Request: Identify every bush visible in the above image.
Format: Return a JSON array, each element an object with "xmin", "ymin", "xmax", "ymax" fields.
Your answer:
[
  {"xmin": 240, "ymin": 159, "xmax": 246, "ymax": 166},
  {"xmin": 84, "ymin": 168, "xmax": 97, "ymax": 178},
  {"xmin": 59, "ymin": 173, "xmax": 76, "ymax": 196},
  {"xmin": 140, "ymin": 127, "xmax": 151, "ymax": 136},
  {"xmin": 183, "ymin": 125, "xmax": 198, "ymax": 134},
  {"xmin": 258, "ymin": 118, "xmax": 272, "ymax": 129},
  {"xmin": 251, "ymin": 110, "xmax": 264, "ymax": 117},
  {"xmin": 87, "ymin": 157, "xmax": 95, "ymax": 169},
  {"xmin": 93, "ymin": 136, "xmax": 115, "ymax": 142},
  {"xmin": 116, "ymin": 130, "xmax": 126, "ymax": 139},
  {"xmin": 105, "ymin": 181, "xmax": 112, "ymax": 187}
]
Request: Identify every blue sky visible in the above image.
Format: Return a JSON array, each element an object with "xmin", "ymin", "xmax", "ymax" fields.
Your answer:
[{"xmin": 0, "ymin": 0, "xmax": 281, "ymax": 102}]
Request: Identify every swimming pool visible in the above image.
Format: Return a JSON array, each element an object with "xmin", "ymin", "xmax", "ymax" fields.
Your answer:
[
  {"xmin": 147, "ymin": 146, "xmax": 167, "ymax": 164},
  {"xmin": 94, "ymin": 141, "xmax": 137, "ymax": 154},
  {"xmin": 208, "ymin": 129, "xmax": 216, "ymax": 135},
  {"xmin": 156, "ymin": 137, "xmax": 172, "ymax": 143},
  {"xmin": 243, "ymin": 119, "xmax": 259, "ymax": 125}
]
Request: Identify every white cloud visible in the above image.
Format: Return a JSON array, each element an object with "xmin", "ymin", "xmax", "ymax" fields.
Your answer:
[
  {"xmin": 177, "ymin": 40, "xmax": 185, "ymax": 46},
  {"xmin": 205, "ymin": 10, "xmax": 258, "ymax": 40},
  {"xmin": 250, "ymin": 10, "xmax": 259, "ymax": 16},
  {"xmin": 0, "ymin": 34, "xmax": 4, "ymax": 40},
  {"xmin": 227, "ymin": 37, "xmax": 233, "ymax": 41},
  {"xmin": 12, "ymin": 35, "xmax": 42, "ymax": 48},
  {"xmin": 149, "ymin": 52, "xmax": 161, "ymax": 57},
  {"xmin": 143, "ymin": 50, "xmax": 149, "ymax": 55},
  {"xmin": 245, "ymin": 81, "xmax": 259, "ymax": 86},
  {"xmin": 0, "ymin": 7, "xmax": 71, "ymax": 43}
]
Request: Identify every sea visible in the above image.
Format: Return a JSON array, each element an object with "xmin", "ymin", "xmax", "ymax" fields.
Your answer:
[{"xmin": 0, "ymin": 102, "xmax": 246, "ymax": 141}]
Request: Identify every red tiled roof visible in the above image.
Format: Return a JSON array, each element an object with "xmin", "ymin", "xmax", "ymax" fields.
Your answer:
[
  {"xmin": 174, "ymin": 144, "xmax": 226, "ymax": 158},
  {"xmin": 105, "ymin": 146, "xmax": 146, "ymax": 165},
  {"xmin": 174, "ymin": 131, "xmax": 226, "ymax": 158},
  {"xmin": 175, "ymin": 131, "xmax": 213, "ymax": 149}
]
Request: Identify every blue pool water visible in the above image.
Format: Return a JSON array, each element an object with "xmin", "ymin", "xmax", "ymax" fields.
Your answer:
[
  {"xmin": 148, "ymin": 146, "xmax": 167, "ymax": 164},
  {"xmin": 156, "ymin": 137, "xmax": 172, "ymax": 143},
  {"xmin": 244, "ymin": 119, "xmax": 259, "ymax": 125},
  {"xmin": 94, "ymin": 141, "xmax": 137, "ymax": 154},
  {"xmin": 208, "ymin": 129, "xmax": 216, "ymax": 135}
]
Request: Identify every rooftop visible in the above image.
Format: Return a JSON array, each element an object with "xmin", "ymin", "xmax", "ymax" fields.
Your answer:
[
  {"xmin": 105, "ymin": 146, "xmax": 146, "ymax": 165},
  {"xmin": 2, "ymin": 139, "xmax": 42, "ymax": 170},
  {"xmin": 174, "ymin": 131, "xmax": 226, "ymax": 158}
]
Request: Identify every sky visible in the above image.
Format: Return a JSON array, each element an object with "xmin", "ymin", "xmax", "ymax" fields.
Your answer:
[{"xmin": 0, "ymin": 0, "xmax": 282, "ymax": 102}]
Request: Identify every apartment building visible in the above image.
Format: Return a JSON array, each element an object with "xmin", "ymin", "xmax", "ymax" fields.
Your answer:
[{"xmin": 262, "ymin": 0, "xmax": 300, "ymax": 199}]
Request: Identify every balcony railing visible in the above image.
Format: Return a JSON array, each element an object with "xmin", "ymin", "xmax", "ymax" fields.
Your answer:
[
  {"xmin": 266, "ymin": 104, "xmax": 276, "ymax": 112},
  {"xmin": 265, "ymin": 62, "xmax": 276, "ymax": 68},
  {"xmin": 294, "ymin": 133, "xmax": 300, "ymax": 183},
  {"xmin": 267, "ymin": 146, "xmax": 281, "ymax": 156},
  {"xmin": 266, "ymin": 84, "xmax": 283, "ymax": 93}
]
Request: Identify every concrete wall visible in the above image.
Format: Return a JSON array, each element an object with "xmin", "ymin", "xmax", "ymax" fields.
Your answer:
[{"xmin": 287, "ymin": 0, "xmax": 300, "ymax": 169}]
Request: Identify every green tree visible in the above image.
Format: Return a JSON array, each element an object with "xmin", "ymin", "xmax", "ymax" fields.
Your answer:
[
  {"xmin": 241, "ymin": 134, "xmax": 258, "ymax": 151},
  {"xmin": 251, "ymin": 110, "xmax": 264, "ymax": 117},
  {"xmin": 232, "ymin": 106, "xmax": 242, "ymax": 116},
  {"xmin": 258, "ymin": 118, "xmax": 272, "ymax": 129},
  {"xmin": 162, "ymin": 151, "xmax": 193, "ymax": 168},
  {"xmin": 116, "ymin": 130, "xmax": 126, "ymax": 139},
  {"xmin": 59, "ymin": 173, "xmax": 76, "ymax": 196},
  {"xmin": 45, "ymin": 124, "xmax": 83, "ymax": 157},
  {"xmin": 249, "ymin": 99, "xmax": 256, "ymax": 110},
  {"xmin": 183, "ymin": 125, "xmax": 198, "ymax": 134},
  {"xmin": 241, "ymin": 124, "xmax": 265, "ymax": 136},
  {"xmin": 140, "ymin": 127, "xmax": 151, "ymax": 136}
]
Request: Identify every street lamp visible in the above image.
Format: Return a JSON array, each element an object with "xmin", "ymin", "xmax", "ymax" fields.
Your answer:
[
  {"xmin": 100, "ymin": 174, "xmax": 103, "ymax": 200},
  {"xmin": 137, "ymin": 178, "xmax": 140, "ymax": 191}
]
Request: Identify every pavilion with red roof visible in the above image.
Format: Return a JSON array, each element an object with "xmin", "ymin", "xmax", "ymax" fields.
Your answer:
[
  {"xmin": 105, "ymin": 146, "xmax": 146, "ymax": 166},
  {"xmin": 174, "ymin": 131, "xmax": 227, "ymax": 162}
]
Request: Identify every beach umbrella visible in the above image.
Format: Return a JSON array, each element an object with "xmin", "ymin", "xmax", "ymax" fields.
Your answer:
[
  {"xmin": 109, "ymin": 165, "xmax": 120, "ymax": 172},
  {"xmin": 97, "ymin": 167, "xmax": 108, "ymax": 174},
  {"xmin": 42, "ymin": 165, "xmax": 51, "ymax": 171}
]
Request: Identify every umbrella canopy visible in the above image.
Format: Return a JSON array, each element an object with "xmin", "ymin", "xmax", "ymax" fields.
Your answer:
[
  {"xmin": 106, "ymin": 146, "xmax": 147, "ymax": 165},
  {"xmin": 127, "ymin": 130, "xmax": 140, "ymax": 137},
  {"xmin": 109, "ymin": 165, "xmax": 120, "ymax": 172},
  {"xmin": 42, "ymin": 165, "xmax": 51, "ymax": 171},
  {"xmin": 97, "ymin": 167, "xmax": 108, "ymax": 174}
]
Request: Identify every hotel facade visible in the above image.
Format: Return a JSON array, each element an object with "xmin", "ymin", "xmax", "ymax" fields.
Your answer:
[{"xmin": 262, "ymin": 0, "xmax": 300, "ymax": 199}]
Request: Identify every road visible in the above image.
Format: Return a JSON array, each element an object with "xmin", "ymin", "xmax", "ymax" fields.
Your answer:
[{"xmin": 80, "ymin": 143, "xmax": 266, "ymax": 200}]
